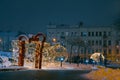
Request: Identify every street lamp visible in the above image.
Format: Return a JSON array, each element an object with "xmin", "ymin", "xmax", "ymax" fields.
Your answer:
[
  {"xmin": 84, "ymin": 40, "xmax": 87, "ymax": 63},
  {"xmin": 60, "ymin": 57, "xmax": 64, "ymax": 67},
  {"xmin": 52, "ymin": 38, "xmax": 57, "ymax": 42},
  {"xmin": 116, "ymin": 45, "xmax": 119, "ymax": 54},
  {"xmin": 116, "ymin": 45, "xmax": 120, "ymax": 62},
  {"xmin": 52, "ymin": 38, "xmax": 57, "ymax": 45}
]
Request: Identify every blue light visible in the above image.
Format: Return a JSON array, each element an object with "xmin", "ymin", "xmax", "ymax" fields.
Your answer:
[{"xmin": 60, "ymin": 57, "xmax": 64, "ymax": 61}]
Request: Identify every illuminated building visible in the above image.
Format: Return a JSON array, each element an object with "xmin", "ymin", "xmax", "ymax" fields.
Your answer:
[{"xmin": 47, "ymin": 24, "xmax": 120, "ymax": 61}]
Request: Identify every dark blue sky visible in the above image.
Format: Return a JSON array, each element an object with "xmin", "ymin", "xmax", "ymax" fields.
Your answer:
[{"xmin": 0, "ymin": 0, "xmax": 120, "ymax": 33}]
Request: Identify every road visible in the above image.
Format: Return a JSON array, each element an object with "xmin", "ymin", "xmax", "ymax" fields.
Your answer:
[{"xmin": 0, "ymin": 69, "xmax": 91, "ymax": 80}]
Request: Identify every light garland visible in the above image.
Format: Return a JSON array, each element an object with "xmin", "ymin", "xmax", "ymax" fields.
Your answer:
[{"xmin": 11, "ymin": 40, "xmax": 68, "ymax": 66}]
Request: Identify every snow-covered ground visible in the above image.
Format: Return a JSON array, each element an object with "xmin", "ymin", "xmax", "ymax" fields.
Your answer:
[
  {"xmin": 0, "ymin": 51, "xmax": 93, "ymax": 70},
  {"xmin": 0, "ymin": 56, "xmax": 12, "ymax": 68},
  {"xmin": 0, "ymin": 62, "xmax": 93, "ymax": 71},
  {"xmin": 24, "ymin": 62, "xmax": 93, "ymax": 70}
]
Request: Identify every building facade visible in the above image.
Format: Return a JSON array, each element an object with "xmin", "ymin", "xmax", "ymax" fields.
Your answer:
[
  {"xmin": 0, "ymin": 31, "xmax": 18, "ymax": 51},
  {"xmin": 47, "ymin": 24, "xmax": 120, "ymax": 61}
]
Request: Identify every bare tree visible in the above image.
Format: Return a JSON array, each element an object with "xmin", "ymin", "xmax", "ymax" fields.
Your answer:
[{"xmin": 66, "ymin": 36, "xmax": 85, "ymax": 63}]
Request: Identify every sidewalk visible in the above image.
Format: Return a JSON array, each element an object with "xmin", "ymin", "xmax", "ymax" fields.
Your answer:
[
  {"xmin": 0, "ymin": 62, "xmax": 93, "ymax": 71},
  {"xmin": 42, "ymin": 62, "xmax": 93, "ymax": 70}
]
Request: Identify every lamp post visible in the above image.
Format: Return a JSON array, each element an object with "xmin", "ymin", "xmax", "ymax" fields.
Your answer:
[
  {"xmin": 52, "ymin": 38, "xmax": 57, "ymax": 42},
  {"xmin": 84, "ymin": 40, "xmax": 87, "ymax": 63},
  {"xmin": 60, "ymin": 57, "xmax": 64, "ymax": 67},
  {"xmin": 116, "ymin": 45, "xmax": 120, "ymax": 62},
  {"xmin": 52, "ymin": 38, "xmax": 57, "ymax": 45},
  {"xmin": 116, "ymin": 45, "xmax": 119, "ymax": 54}
]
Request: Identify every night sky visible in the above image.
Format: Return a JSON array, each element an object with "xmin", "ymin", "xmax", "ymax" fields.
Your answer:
[{"xmin": 0, "ymin": 0, "xmax": 120, "ymax": 33}]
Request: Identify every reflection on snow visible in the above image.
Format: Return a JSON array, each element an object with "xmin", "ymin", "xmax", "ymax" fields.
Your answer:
[{"xmin": 0, "ymin": 56, "xmax": 12, "ymax": 68}]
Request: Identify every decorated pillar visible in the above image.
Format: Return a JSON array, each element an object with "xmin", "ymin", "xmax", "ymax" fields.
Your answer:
[
  {"xmin": 18, "ymin": 35, "xmax": 28, "ymax": 66},
  {"xmin": 34, "ymin": 37, "xmax": 40, "ymax": 68},
  {"xmin": 34, "ymin": 33, "xmax": 46, "ymax": 69}
]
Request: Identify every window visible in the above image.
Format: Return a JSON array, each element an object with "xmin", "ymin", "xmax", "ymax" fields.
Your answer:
[
  {"xmin": 88, "ymin": 32, "xmax": 91, "ymax": 36},
  {"xmin": 96, "ymin": 40, "xmax": 98, "ymax": 45},
  {"xmin": 81, "ymin": 49, "xmax": 83, "ymax": 54},
  {"xmin": 88, "ymin": 40, "xmax": 91, "ymax": 45},
  {"xmin": 103, "ymin": 40, "xmax": 107, "ymax": 47},
  {"xmin": 74, "ymin": 32, "xmax": 78, "ymax": 36},
  {"xmin": 96, "ymin": 32, "xmax": 98, "ymax": 36},
  {"xmin": 92, "ymin": 32, "xmax": 94, "ymax": 36},
  {"xmin": 88, "ymin": 49, "xmax": 92, "ymax": 54},
  {"xmin": 65, "ymin": 32, "xmax": 69, "ymax": 36},
  {"xmin": 103, "ymin": 31, "xmax": 106, "ymax": 36},
  {"xmin": 108, "ymin": 40, "xmax": 111, "ymax": 46},
  {"xmin": 92, "ymin": 40, "xmax": 94, "ymax": 45},
  {"xmin": 61, "ymin": 32, "xmax": 64, "ymax": 35},
  {"xmin": 103, "ymin": 49, "xmax": 107, "ymax": 55},
  {"xmin": 92, "ymin": 50, "xmax": 94, "ymax": 53},
  {"xmin": 81, "ymin": 32, "xmax": 87, "ymax": 36},
  {"xmin": 108, "ymin": 49, "xmax": 111, "ymax": 54},
  {"xmin": 99, "ymin": 40, "xmax": 102, "ymax": 46},
  {"xmin": 95, "ymin": 49, "xmax": 98, "ymax": 52},
  {"xmin": 83, "ymin": 32, "xmax": 87, "ymax": 36},
  {"xmin": 99, "ymin": 49, "xmax": 102, "ymax": 52},
  {"xmin": 71, "ymin": 32, "xmax": 73, "ymax": 36},
  {"xmin": 108, "ymin": 32, "xmax": 111, "ymax": 36},
  {"xmin": 99, "ymin": 32, "xmax": 102, "ymax": 36},
  {"xmin": 116, "ymin": 49, "xmax": 119, "ymax": 54},
  {"xmin": 81, "ymin": 32, "xmax": 83, "ymax": 36}
]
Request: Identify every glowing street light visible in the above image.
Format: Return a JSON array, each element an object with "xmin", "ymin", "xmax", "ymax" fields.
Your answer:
[
  {"xmin": 60, "ymin": 57, "xmax": 64, "ymax": 67},
  {"xmin": 52, "ymin": 38, "xmax": 57, "ymax": 45},
  {"xmin": 52, "ymin": 38, "xmax": 57, "ymax": 42}
]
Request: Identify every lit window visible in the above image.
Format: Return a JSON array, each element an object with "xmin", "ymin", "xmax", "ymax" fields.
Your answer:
[{"xmin": 81, "ymin": 32, "xmax": 87, "ymax": 36}]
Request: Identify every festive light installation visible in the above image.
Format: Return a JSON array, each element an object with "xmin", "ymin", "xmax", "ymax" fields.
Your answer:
[
  {"xmin": 18, "ymin": 35, "xmax": 28, "ymax": 66},
  {"xmin": 34, "ymin": 33, "xmax": 46, "ymax": 69},
  {"xmin": 17, "ymin": 33, "xmax": 46, "ymax": 69},
  {"xmin": 14, "ymin": 33, "xmax": 68, "ymax": 69},
  {"xmin": 34, "ymin": 39, "xmax": 40, "ymax": 68},
  {"xmin": 90, "ymin": 52, "xmax": 105, "ymax": 62}
]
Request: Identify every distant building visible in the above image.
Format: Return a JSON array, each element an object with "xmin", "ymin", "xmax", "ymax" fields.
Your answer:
[
  {"xmin": 0, "ymin": 31, "xmax": 18, "ymax": 51},
  {"xmin": 47, "ymin": 24, "xmax": 120, "ymax": 61}
]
